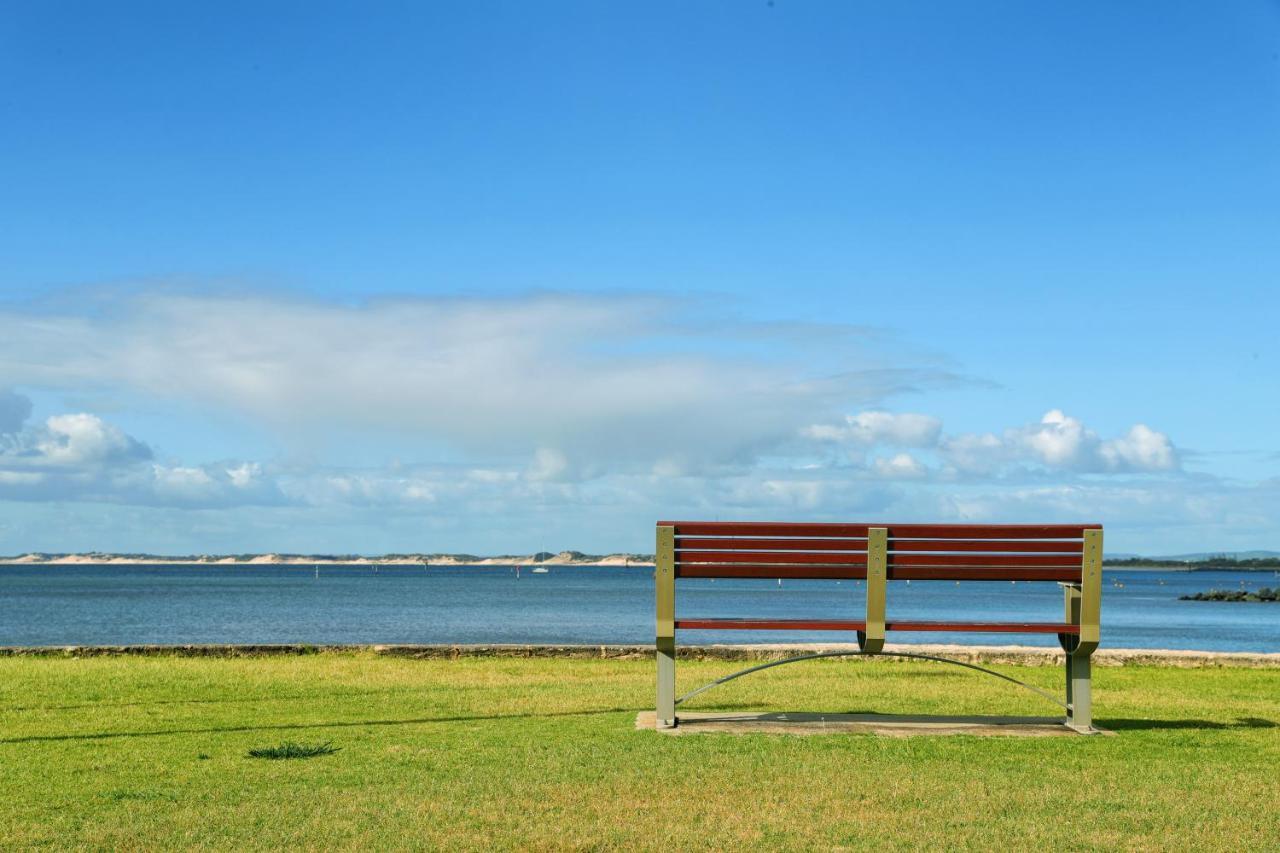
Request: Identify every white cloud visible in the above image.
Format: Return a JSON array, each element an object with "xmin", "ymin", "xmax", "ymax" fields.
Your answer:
[
  {"xmin": 1100, "ymin": 424, "xmax": 1177, "ymax": 472},
  {"xmin": 940, "ymin": 410, "xmax": 1178, "ymax": 475},
  {"xmin": 803, "ymin": 411, "xmax": 941, "ymax": 447},
  {"xmin": 0, "ymin": 393, "xmax": 1185, "ymax": 529},
  {"xmin": 0, "ymin": 291, "xmax": 958, "ymax": 479},
  {"xmin": 872, "ymin": 452, "xmax": 928, "ymax": 479},
  {"xmin": 35, "ymin": 414, "xmax": 151, "ymax": 467},
  {"xmin": 938, "ymin": 431, "xmax": 1006, "ymax": 475},
  {"xmin": 0, "ymin": 408, "xmax": 151, "ymax": 470},
  {"xmin": 152, "ymin": 465, "xmax": 216, "ymax": 499},
  {"xmin": 226, "ymin": 462, "xmax": 261, "ymax": 488},
  {"xmin": 1023, "ymin": 409, "xmax": 1093, "ymax": 468},
  {"xmin": 0, "ymin": 402, "xmax": 286, "ymax": 508},
  {"xmin": 526, "ymin": 447, "xmax": 571, "ymax": 482}
]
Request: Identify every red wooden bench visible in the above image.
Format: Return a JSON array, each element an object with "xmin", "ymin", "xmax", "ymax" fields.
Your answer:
[{"xmin": 654, "ymin": 521, "xmax": 1102, "ymax": 732}]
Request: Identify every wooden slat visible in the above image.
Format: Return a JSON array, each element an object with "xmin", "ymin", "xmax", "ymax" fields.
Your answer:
[
  {"xmin": 676, "ymin": 565, "xmax": 867, "ymax": 580},
  {"xmin": 662, "ymin": 521, "xmax": 1098, "ymax": 539},
  {"xmin": 677, "ymin": 550, "xmax": 869, "ymax": 566},
  {"xmin": 677, "ymin": 537, "xmax": 868, "ymax": 552},
  {"xmin": 676, "ymin": 564, "xmax": 1078, "ymax": 581},
  {"xmin": 888, "ymin": 553, "xmax": 1082, "ymax": 568},
  {"xmin": 675, "ymin": 618, "xmax": 1079, "ymax": 633},
  {"xmin": 884, "ymin": 524, "xmax": 1098, "ymax": 539},
  {"xmin": 888, "ymin": 567, "xmax": 1080, "ymax": 581},
  {"xmin": 888, "ymin": 539, "xmax": 1084, "ymax": 554},
  {"xmin": 676, "ymin": 537, "xmax": 1083, "ymax": 554},
  {"xmin": 665, "ymin": 521, "xmax": 870, "ymax": 537},
  {"xmin": 676, "ymin": 552, "xmax": 1080, "ymax": 568},
  {"xmin": 885, "ymin": 620, "xmax": 1078, "ymax": 634},
  {"xmin": 676, "ymin": 618, "xmax": 867, "ymax": 631}
]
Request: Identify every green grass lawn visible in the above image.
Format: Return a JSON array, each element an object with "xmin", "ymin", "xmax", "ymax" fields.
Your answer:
[{"xmin": 1, "ymin": 652, "xmax": 1277, "ymax": 850}]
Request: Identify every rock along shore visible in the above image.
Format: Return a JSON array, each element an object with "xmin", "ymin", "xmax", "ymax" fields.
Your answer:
[{"xmin": 0, "ymin": 642, "xmax": 1276, "ymax": 667}]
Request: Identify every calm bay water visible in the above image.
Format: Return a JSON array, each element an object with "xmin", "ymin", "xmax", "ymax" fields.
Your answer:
[{"xmin": 0, "ymin": 564, "xmax": 1277, "ymax": 652}]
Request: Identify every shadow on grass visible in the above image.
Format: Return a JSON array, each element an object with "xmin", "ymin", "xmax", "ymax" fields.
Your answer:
[
  {"xmin": 0, "ymin": 706, "xmax": 648, "ymax": 745},
  {"xmin": 6, "ymin": 687, "xmax": 435, "ymax": 713},
  {"xmin": 1100, "ymin": 717, "xmax": 1277, "ymax": 731},
  {"xmin": 11, "ymin": 710, "xmax": 1272, "ymax": 743}
]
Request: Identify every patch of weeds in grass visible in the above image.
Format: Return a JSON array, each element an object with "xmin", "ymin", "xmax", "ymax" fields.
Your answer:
[
  {"xmin": 246, "ymin": 741, "xmax": 340, "ymax": 760},
  {"xmin": 105, "ymin": 789, "xmax": 177, "ymax": 802}
]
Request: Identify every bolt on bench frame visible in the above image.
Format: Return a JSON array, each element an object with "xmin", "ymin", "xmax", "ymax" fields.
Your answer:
[{"xmin": 655, "ymin": 522, "xmax": 1102, "ymax": 733}]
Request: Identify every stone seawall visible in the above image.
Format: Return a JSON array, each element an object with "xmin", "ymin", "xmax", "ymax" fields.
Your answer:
[{"xmin": 1, "ymin": 643, "xmax": 1277, "ymax": 667}]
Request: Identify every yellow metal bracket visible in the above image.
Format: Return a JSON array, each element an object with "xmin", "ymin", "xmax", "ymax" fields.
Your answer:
[
  {"xmin": 1075, "ymin": 528, "xmax": 1102, "ymax": 657},
  {"xmin": 859, "ymin": 527, "xmax": 887, "ymax": 653}
]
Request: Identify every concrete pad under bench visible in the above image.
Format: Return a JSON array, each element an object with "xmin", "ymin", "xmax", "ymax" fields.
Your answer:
[{"xmin": 636, "ymin": 710, "xmax": 1113, "ymax": 737}]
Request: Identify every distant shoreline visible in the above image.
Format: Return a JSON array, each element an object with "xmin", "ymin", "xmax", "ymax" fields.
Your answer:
[
  {"xmin": 3, "ymin": 553, "xmax": 1279, "ymax": 570},
  {"xmin": 0, "ymin": 552, "xmax": 653, "ymax": 568}
]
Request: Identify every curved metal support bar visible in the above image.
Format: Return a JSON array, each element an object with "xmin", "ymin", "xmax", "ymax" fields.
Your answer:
[{"xmin": 674, "ymin": 650, "xmax": 1068, "ymax": 712}]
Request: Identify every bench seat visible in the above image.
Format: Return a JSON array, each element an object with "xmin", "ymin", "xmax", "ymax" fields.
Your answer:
[{"xmin": 676, "ymin": 618, "xmax": 1078, "ymax": 633}]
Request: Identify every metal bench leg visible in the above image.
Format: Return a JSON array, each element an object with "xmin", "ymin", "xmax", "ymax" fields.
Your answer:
[
  {"xmin": 1064, "ymin": 653, "xmax": 1074, "ymax": 714},
  {"xmin": 1061, "ymin": 582, "xmax": 1081, "ymax": 725},
  {"xmin": 1067, "ymin": 653, "xmax": 1093, "ymax": 733},
  {"xmin": 657, "ymin": 637, "xmax": 676, "ymax": 728}
]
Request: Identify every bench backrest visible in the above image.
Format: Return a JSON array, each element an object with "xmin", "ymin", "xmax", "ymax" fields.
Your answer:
[
  {"xmin": 661, "ymin": 521, "xmax": 1099, "ymax": 582},
  {"xmin": 655, "ymin": 521, "xmax": 1103, "ymax": 653}
]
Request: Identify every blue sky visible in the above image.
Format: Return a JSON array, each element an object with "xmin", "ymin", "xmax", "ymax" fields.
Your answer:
[{"xmin": 1, "ymin": 2, "xmax": 1278, "ymax": 555}]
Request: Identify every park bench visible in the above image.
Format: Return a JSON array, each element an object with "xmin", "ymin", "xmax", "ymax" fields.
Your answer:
[{"xmin": 654, "ymin": 521, "xmax": 1102, "ymax": 732}]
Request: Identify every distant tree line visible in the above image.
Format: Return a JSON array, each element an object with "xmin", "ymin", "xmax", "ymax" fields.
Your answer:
[{"xmin": 1106, "ymin": 556, "xmax": 1280, "ymax": 570}]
